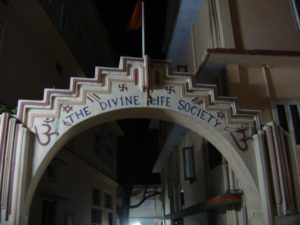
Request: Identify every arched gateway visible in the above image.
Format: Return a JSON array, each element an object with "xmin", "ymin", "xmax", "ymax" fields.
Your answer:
[{"xmin": 0, "ymin": 56, "xmax": 298, "ymax": 225}]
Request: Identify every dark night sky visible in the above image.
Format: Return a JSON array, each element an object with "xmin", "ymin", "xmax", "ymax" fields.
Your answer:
[
  {"xmin": 95, "ymin": 0, "xmax": 168, "ymax": 60},
  {"xmin": 117, "ymin": 119, "xmax": 161, "ymax": 185}
]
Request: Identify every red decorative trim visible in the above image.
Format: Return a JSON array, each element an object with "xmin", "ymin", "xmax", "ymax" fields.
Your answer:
[
  {"xmin": 164, "ymin": 193, "xmax": 242, "ymax": 219},
  {"xmin": 207, "ymin": 48, "xmax": 300, "ymax": 57}
]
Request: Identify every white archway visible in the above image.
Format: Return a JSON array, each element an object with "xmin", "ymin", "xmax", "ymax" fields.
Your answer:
[
  {"xmin": 22, "ymin": 108, "xmax": 261, "ymax": 222},
  {"xmin": 1, "ymin": 56, "xmax": 271, "ymax": 225}
]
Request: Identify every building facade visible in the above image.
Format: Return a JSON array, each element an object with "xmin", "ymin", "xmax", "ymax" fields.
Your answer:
[
  {"xmin": 157, "ymin": 0, "xmax": 300, "ymax": 224},
  {"xmin": 29, "ymin": 123, "xmax": 120, "ymax": 225},
  {"xmin": 0, "ymin": 0, "xmax": 114, "ymax": 110},
  {"xmin": 0, "ymin": 0, "xmax": 117, "ymax": 225}
]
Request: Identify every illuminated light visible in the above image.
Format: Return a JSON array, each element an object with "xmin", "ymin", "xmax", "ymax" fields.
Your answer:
[{"xmin": 133, "ymin": 223, "xmax": 141, "ymax": 225}]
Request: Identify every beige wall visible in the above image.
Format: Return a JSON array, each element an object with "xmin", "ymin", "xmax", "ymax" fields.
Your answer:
[
  {"xmin": 225, "ymin": 65, "xmax": 300, "ymax": 124},
  {"xmin": 268, "ymin": 68, "xmax": 300, "ymax": 100},
  {"xmin": 229, "ymin": 0, "xmax": 300, "ymax": 51},
  {"xmin": 178, "ymin": 0, "xmax": 300, "ymax": 74},
  {"xmin": 225, "ymin": 65, "xmax": 273, "ymax": 123}
]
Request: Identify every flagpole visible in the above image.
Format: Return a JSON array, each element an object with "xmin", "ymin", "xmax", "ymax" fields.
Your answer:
[{"xmin": 142, "ymin": 0, "xmax": 145, "ymax": 56}]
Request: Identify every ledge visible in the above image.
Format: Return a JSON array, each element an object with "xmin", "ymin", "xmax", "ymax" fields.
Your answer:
[
  {"xmin": 164, "ymin": 193, "xmax": 242, "ymax": 220},
  {"xmin": 204, "ymin": 48, "xmax": 300, "ymax": 68}
]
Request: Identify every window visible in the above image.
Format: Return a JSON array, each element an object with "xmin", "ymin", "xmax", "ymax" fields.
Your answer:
[
  {"xmin": 41, "ymin": 200, "xmax": 56, "ymax": 225},
  {"xmin": 59, "ymin": 1, "xmax": 68, "ymax": 32},
  {"xmin": 94, "ymin": 133, "xmax": 102, "ymax": 156},
  {"xmin": 172, "ymin": 218, "xmax": 183, "ymax": 225},
  {"xmin": 274, "ymin": 102, "xmax": 300, "ymax": 149},
  {"xmin": 93, "ymin": 188, "xmax": 101, "ymax": 206},
  {"xmin": 91, "ymin": 209, "xmax": 102, "ymax": 225},
  {"xmin": 180, "ymin": 189, "xmax": 185, "ymax": 208},
  {"xmin": 108, "ymin": 212, "xmax": 113, "ymax": 225},
  {"xmin": 177, "ymin": 65, "xmax": 188, "ymax": 72},
  {"xmin": 182, "ymin": 146, "xmax": 196, "ymax": 182},
  {"xmin": 291, "ymin": 0, "xmax": 300, "ymax": 30},
  {"xmin": 46, "ymin": 164, "xmax": 55, "ymax": 181},
  {"xmin": 208, "ymin": 142, "xmax": 222, "ymax": 170},
  {"xmin": 104, "ymin": 193, "xmax": 113, "ymax": 209},
  {"xmin": 59, "ymin": 2, "xmax": 65, "ymax": 27}
]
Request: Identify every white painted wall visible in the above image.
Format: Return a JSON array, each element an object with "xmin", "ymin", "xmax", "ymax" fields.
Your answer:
[
  {"xmin": 28, "ymin": 122, "xmax": 119, "ymax": 225},
  {"xmin": 29, "ymin": 149, "xmax": 118, "ymax": 225},
  {"xmin": 230, "ymin": 0, "xmax": 300, "ymax": 51}
]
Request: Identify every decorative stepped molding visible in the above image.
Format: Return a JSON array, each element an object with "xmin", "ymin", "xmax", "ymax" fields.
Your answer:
[{"xmin": 16, "ymin": 56, "xmax": 261, "ymax": 133}]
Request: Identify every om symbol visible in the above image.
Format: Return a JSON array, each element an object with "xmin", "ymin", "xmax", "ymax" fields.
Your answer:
[
  {"xmin": 34, "ymin": 117, "xmax": 59, "ymax": 146},
  {"xmin": 225, "ymin": 125, "xmax": 253, "ymax": 151}
]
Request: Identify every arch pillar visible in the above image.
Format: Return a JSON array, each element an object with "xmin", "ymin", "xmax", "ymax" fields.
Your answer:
[{"xmin": 0, "ymin": 113, "xmax": 34, "ymax": 225}]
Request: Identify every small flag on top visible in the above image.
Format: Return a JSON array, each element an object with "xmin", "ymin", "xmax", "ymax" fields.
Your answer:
[{"xmin": 128, "ymin": 0, "xmax": 142, "ymax": 30}]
